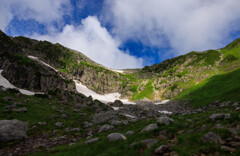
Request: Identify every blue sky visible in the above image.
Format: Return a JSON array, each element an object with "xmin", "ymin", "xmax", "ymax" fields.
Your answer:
[{"xmin": 1, "ymin": 0, "xmax": 240, "ymax": 69}]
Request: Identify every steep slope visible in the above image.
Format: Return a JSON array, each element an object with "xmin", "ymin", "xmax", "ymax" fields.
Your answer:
[
  {"xmin": 176, "ymin": 67, "xmax": 240, "ymax": 107},
  {"xmin": 0, "ymin": 31, "xmax": 74, "ymax": 93},
  {"xmin": 12, "ymin": 35, "xmax": 135, "ymax": 98}
]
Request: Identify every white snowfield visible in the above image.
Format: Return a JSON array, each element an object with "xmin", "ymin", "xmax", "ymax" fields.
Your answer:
[
  {"xmin": 0, "ymin": 70, "xmax": 43, "ymax": 95},
  {"xmin": 74, "ymin": 80, "xmax": 135, "ymax": 104}
]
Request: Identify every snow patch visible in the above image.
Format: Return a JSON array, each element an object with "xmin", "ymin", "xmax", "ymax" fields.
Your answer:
[
  {"xmin": 124, "ymin": 114, "xmax": 137, "ymax": 118},
  {"xmin": 107, "ymin": 68, "xmax": 124, "ymax": 73},
  {"xmin": 28, "ymin": 55, "xmax": 38, "ymax": 60},
  {"xmin": 74, "ymin": 80, "xmax": 135, "ymax": 104},
  {"xmin": 28, "ymin": 55, "xmax": 65, "ymax": 79},
  {"xmin": 111, "ymin": 69, "xmax": 124, "ymax": 73},
  {"xmin": 112, "ymin": 107, "xmax": 120, "ymax": 111},
  {"xmin": 0, "ymin": 70, "xmax": 43, "ymax": 96},
  {"xmin": 154, "ymin": 100, "xmax": 170, "ymax": 105},
  {"xmin": 158, "ymin": 110, "xmax": 173, "ymax": 115},
  {"xmin": 28, "ymin": 55, "xmax": 58, "ymax": 72}
]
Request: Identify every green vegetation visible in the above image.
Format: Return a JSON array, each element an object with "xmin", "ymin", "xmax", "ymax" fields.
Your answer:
[
  {"xmin": 30, "ymin": 103, "xmax": 240, "ymax": 156},
  {"xmin": 129, "ymin": 84, "xmax": 138, "ymax": 93},
  {"xmin": 176, "ymin": 70, "xmax": 188, "ymax": 78},
  {"xmin": 131, "ymin": 80, "xmax": 154, "ymax": 100},
  {"xmin": 187, "ymin": 50, "xmax": 221, "ymax": 66},
  {"xmin": 176, "ymin": 68, "xmax": 240, "ymax": 107}
]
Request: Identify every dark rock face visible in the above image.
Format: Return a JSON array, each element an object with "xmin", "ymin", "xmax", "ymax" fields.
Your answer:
[
  {"xmin": 0, "ymin": 119, "xmax": 28, "ymax": 142},
  {"xmin": 0, "ymin": 59, "xmax": 75, "ymax": 93},
  {"xmin": 0, "ymin": 32, "xmax": 75, "ymax": 95},
  {"xmin": 109, "ymin": 100, "xmax": 124, "ymax": 107}
]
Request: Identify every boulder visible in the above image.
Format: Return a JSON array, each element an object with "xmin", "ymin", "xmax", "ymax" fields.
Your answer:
[
  {"xmin": 201, "ymin": 132, "xmax": 224, "ymax": 144},
  {"xmin": 55, "ymin": 122, "xmax": 63, "ymax": 128},
  {"xmin": 0, "ymin": 119, "xmax": 28, "ymax": 142},
  {"xmin": 98, "ymin": 124, "xmax": 114, "ymax": 133},
  {"xmin": 110, "ymin": 120, "xmax": 128, "ymax": 126},
  {"xmin": 92, "ymin": 111, "xmax": 117, "ymax": 124},
  {"xmin": 12, "ymin": 107, "xmax": 27, "ymax": 112},
  {"xmin": 107, "ymin": 133, "xmax": 126, "ymax": 141},
  {"xmin": 141, "ymin": 123, "xmax": 158, "ymax": 133},
  {"xmin": 110, "ymin": 100, "xmax": 124, "ymax": 107},
  {"xmin": 125, "ymin": 131, "xmax": 134, "ymax": 136},
  {"xmin": 209, "ymin": 113, "xmax": 231, "ymax": 121},
  {"xmin": 66, "ymin": 127, "xmax": 80, "ymax": 132},
  {"xmin": 85, "ymin": 138, "xmax": 99, "ymax": 144},
  {"xmin": 154, "ymin": 145, "xmax": 171, "ymax": 154},
  {"xmin": 83, "ymin": 121, "xmax": 93, "ymax": 128},
  {"xmin": 157, "ymin": 115, "xmax": 174, "ymax": 125},
  {"xmin": 219, "ymin": 101, "xmax": 232, "ymax": 107}
]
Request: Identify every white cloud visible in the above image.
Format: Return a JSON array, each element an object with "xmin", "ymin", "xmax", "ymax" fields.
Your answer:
[
  {"xmin": 0, "ymin": 0, "xmax": 71, "ymax": 31},
  {"xmin": 104, "ymin": 0, "xmax": 240, "ymax": 54},
  {"xmin": 32, "ymin": 16, "xmax": 143, "ymax": 69}
]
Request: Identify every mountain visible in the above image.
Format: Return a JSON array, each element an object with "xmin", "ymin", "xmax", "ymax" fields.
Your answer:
[
  {"xmin": 2, "ymin": 30, "xmax": 240, "ymax": 102},
  {"xmin": 0, "ymin": 30, "xmax": 240, "ymax": 155}
]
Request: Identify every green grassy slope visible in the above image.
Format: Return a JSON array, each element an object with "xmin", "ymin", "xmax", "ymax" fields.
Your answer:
[{"xmin": 176, "ymin": 68, "xmax": 240, "ymax": 107}]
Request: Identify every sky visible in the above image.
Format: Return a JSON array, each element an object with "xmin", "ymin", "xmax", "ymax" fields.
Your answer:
[{"xmin": 1, "ymin": 0, "xmax": 240, "ymax": 69}]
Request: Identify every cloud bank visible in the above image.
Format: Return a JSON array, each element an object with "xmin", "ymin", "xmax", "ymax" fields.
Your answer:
[
  {"xmin": 32, "ymin": 16, "xmax": 143, "ymax": 69},
  {"xmin": 0, "ymin": 0, "xmax": 71, "ymax": 31},
  {"xmin": 1, "ymin": 0, "xmax": 240, "ymax": 68},
  {"xmin": 104, "ymin": 0, "xmax": 240, "ymax": 54}
]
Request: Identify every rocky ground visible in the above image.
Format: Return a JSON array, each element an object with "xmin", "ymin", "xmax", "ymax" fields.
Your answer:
[{"xmin": 0, "ymin": 87, "xmax": 239, "ymax": 156}]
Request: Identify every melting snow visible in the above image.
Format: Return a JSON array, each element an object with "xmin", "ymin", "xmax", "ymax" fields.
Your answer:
[
  {"xmin": 107, "ymin": 68, "xmax": 124, "ymax": 73},
  {"xmin": 28, "ymin": 55, "xmax": 65, "ymax": 79},
  {"xmin": 0, "ymin": 70, "xmax": 43, "ymax": 95},
  {"xmin": 124, "ymin": 114, "xmax": 137, "ymax": 118},
  {"xmin": 154, "ymin": 100, "xmax": 170, "ymax": 105},
  {"xmin": 28, "ymin": 55, "xmax": 58, "ymax": 72},
  {"xmin": 111, "ymin": 69, "xmax": 124, "ymax": 73},
  {"xmin": 158, "ymin": 110, "xmax": 173, "ymax": 115},
  {"xmin": 74, "ymin": 80, "xmax": 135, "ymax": 104},
  {"xmin": 112, "ymin": 107, "xmax": 120, "ymax": 111}
]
